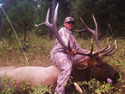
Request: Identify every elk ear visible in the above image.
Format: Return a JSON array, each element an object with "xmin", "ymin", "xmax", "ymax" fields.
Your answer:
[{"xmin": 74, "ymin": 62, "xmax": 89, "ymax": 70}]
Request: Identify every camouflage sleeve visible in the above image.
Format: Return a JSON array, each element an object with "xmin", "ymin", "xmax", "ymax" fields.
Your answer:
[
  {"xmin": 58, "ymin": 28, "xmax": 70, "ymax": 47},
  {"xmin": 58, "ymin": 27, "xmax": 90, "ymax": 53}
]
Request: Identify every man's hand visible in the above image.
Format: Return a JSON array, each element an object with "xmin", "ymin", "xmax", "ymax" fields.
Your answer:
[{"xmin": 67, "ymin": 49, "xmax": 77, "ymax": 55}]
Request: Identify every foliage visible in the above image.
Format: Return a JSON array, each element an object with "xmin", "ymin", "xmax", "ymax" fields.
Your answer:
[
  {"xmin": 70, "ymin": 0, "xmax": 125, "ymax": 37},
  {"xmin": 0, "ymin": 74, "xmax": 54, "ymax": 94},
  {"xmin": 0, "ymin": 72, "xmax": 15, "ymax": 94},
  {"xmin": 83, "ymin": 79, "xmax": 115, "ymax": 94},
  {"xmin": 30, "ymin": 83, "xmax": 54, "ymax": 94},
  {"xmin": 0, "ymin": 30, "xmax": 54, "ymax": 66},
  {"xmin": 33, "ymin": 0, "xmax": 49, "ymax": 37},
  {"xmin": 95, "ymin": 0, "xmax": 125, "ymax": 37},
  {"xmin": 3, "ymin": 0, "xmax": 37, "ymax": 41},
  {"xmin": 1, "ymin": 0, "xmax": 125, "ymax": 38},
  {"xmin": 1, "ymin": 0, "xmax": 75, "ymax": 38},
  {"xmin": 56, "ymin": 0, "xmax": 71, "ymax": 26}
]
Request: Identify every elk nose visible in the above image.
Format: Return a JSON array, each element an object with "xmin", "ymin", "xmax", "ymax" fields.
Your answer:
[
  {"xmin": 112, "ymin": 72, "xmax": 120, "ymax": 84},
  {"xmin": 114, "ymin": 72, "xmax": 120, "ymax": 79}
]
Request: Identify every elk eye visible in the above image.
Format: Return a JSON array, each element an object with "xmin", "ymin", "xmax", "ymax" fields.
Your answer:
[{"xmin": 95, "ymin": 64, "xmax": 100, "ymax": 68}]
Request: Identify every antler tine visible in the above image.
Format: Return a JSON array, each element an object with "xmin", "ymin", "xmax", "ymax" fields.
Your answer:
[
  {"xmin": 92, "ymin": 15, "xmax": 100, "ymax": 50},
  {"xmin": 77, "ymin": 51, "xmax": 91, "ymax": 56},
  {"xmin": 90, "ymin": 38, "xmax": 94, "ymax": 55},
  {"xmin": 75, "ymin": 29, "xmax": 85, "ymax": 32},
  {"xmin": 53, "ymin": 3, "xmax": 58, "ymax": 26},
  {"xmin": 35, "ymin": 3, "xmax": 69, "ymax": 51},
  {"xmin": 105, "ymin": 45, "xmax": 117, "ymax": 56},
  {"xmin": 80, "ymin": 16, "xmax": 101, "ymax": 50},
  {"xmin": 76, "ymin": 16, "xmax": 117, "ymax": 57},
  {"xmin": 74, "ymin": 82, "xmax": 83, "ymax": 94},
  {"xmin": 101, "ymin": 40, "xmax": 117, "ymax": 57},
  {"xmin": 46, "ymin": 8, "xmax": 51, "ymax": 25},
  {"xmin": 103, "ymin": 45, "xmax": 111, "ymax": 52},
  {"xmin": 35, "ymin": 8, "xmax": 52, "ymax": 27},
  {"xmin": 92, "ymin": 38, "xmax": 109, "ymax": 55},
  {"xmin": 77, "ymin": 38, "xmax": 94, "ymax": 56},
  {"xmin": 80, "ymin": 17, "xmax": 95, "ymax": 34}
]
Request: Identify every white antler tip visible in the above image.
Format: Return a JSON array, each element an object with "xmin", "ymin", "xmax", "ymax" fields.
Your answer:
[
  {"xmin": 108, "ymin": 44, "xmax": 111, "ymax": 48},
  {"xmin": 115, "ymin": 40, "xmax": 117, "ymax": 43},
  {"xmin": 115, "ymin": 44, "xmax": 117, "ymax": 48},
  {"xmin": 35, "ymin": 24, "xmax": 38, "ymax": 27},
  {"xmin": 74, "ymin": 82, "xmax": 83, "ymax": 94}
]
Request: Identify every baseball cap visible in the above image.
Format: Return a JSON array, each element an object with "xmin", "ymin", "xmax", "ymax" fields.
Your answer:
[{"xmin": 64, "ymin": 17, "xmax": 75, "ymax": 23}]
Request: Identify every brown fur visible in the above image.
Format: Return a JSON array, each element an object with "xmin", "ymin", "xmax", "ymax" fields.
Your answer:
[{"xmin": 72, "ymin": 56, "xmax": 119, "ymax": 83}]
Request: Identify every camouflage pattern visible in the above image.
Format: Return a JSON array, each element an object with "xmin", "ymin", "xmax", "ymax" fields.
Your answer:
[
  {"xmin": 64, "ymin": 17, "xmax": 74, "ymax": 23},
  {"xmin": 51, "ymin": 27, "xmax": 89, "ymax": 94}
]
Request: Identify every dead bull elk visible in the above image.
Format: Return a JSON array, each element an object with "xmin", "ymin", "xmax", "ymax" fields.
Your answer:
[{"xmin": 0, "ymin": 3, "xmax": 120, "ymax": 93}]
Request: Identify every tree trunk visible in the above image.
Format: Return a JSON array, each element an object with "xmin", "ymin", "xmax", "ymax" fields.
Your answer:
[
  {"xmin": 24, "ymin": 27, "xmax": 26, "ymax": 42},
  {"xmin": 49, "ymin": 0, "xmax": 56, "ymax": 40},
  {"xmin": 0, "ymin": 9, "xmax": 4, "ymax": 40}
]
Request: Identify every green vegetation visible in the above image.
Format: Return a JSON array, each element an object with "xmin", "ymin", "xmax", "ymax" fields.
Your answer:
[
  {"xmin": 0, "ymin": 31, "xmax": 54, "ymax": 67},
  {"xmin": 0, "ymin": 31, "xmax": 125, "ymax": 93},
  {"xmin": 70, "ymin": 0, "xmax": 125, "ymax": 37},
  {"xmin": 0, "ymin": 73, "xmax": 54, "ymax": 94},
  {"xmin": 0, "ymin": 72, "xmax": 15, "ymax": 94},
  {"xmin": 0, "ymin": 0, "xmax": 125, "ymax": 38}
]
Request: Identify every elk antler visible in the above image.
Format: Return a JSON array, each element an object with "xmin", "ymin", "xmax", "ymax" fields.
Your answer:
[
  {"xmin": 76, "ymin": 15, "xmax": 117, "ymax": 57},
  {"xmin": 76, "ymin": 38, "xmax": 109, "ymax": 57},
  {"xmin": 76, "ymin": 15, "xmax": 100, "ymax": 50},
  {"xmin": 35, "ymin": 4, "xmax": 117, "ymax": 57},
  {"xmin": 101, "ymin": 40, "xmax": 117, "ymax": 57},
  {"xmin": 35, "ymin": 3, "xmax": 93, "ymax": 55},
  {"xmin": 35, "ymin": 3, "xmax": 72, "ymax": 52},
  {"xmin": 74, "ymin": 82, "xmax": 83, "ymax": 94},
  {"xmin": 35, "ymin": 3, "xmax": 95, "ymax": 56}
]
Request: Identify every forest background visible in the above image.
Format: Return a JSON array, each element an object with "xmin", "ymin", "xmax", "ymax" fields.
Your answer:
[
  {"xmin": 0, "ymin": 0, "xmax": 125, "ymax": 39},
  {"xmin": 0, "ymin": 0, "xmax": 125, "ymax": 93}
]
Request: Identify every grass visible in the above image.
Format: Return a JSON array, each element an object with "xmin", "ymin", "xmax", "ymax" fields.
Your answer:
[
  {"xmin": 0, "ymin": 30, "xmax": 125, "ymax": 93},
  {"xmin": 0, "ymin": 31, "xmax": 54, "ymax": 67}
]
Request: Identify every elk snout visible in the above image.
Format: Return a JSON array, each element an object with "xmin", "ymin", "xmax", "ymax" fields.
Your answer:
[
  {"xmin": 114, "ymin": 72, "xmax": 120, "ymax": 79},
  {"xmin": 112, "ymin": 71, "xmax": 120, "ymax": 84}
]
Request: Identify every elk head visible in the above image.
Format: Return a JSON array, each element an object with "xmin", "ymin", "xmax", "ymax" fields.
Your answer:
[
  {"xmin": 72, "ymin": 15, "xmax": 119, "ymax": 84},
  {"xmin": 73, "ymin": 55, "xmax": 120, "ymax": 84}
]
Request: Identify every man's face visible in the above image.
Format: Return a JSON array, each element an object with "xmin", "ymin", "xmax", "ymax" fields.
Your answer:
[{"xmin": 63, "ymin": 21, "xmax": 74, "ymax": 30}]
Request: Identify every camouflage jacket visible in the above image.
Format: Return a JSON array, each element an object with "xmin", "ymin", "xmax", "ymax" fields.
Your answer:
[{"xmin": 51, "ymin": 27, "xmax": 89, "ymax": 60}]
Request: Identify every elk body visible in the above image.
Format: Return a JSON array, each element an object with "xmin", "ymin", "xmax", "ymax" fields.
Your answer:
[
  {"xmin": 0, "ymin": 58, "xmax": 119, "ymax": 91},
  {"xmin": 0, "ymin": 3, "xmax": 120, "ymax": 93},
  {"xmin": 0, "ymin": 66, "xmax": 60, "ymax": 89}
]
